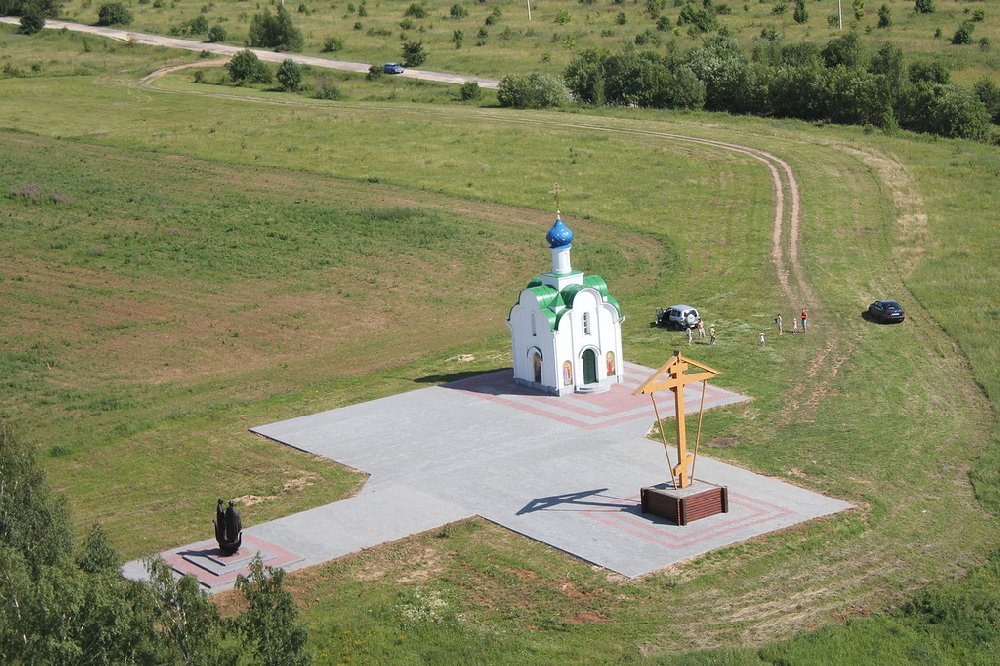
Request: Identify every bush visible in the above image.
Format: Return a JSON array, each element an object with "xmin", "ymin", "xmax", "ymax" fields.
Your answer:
[
  {"xmin": 973, "ymin": 77, "xmax": 1000, "ymax": 124},
  {"xmin": 459, "ymin": 80, "xmax": 482, "ymax": 100},
  {"xmin": 449, "ymin": 3, "xmax": 466, "ymax": 19},
  {"xmin": 276, "ymin": 59, "xmax": 302, "ymax": 91},
  {"xmin": 247, "ymin": 5, "xmax": 304, "ymax": 52},
  {"xmin": 497, "ymin": 71, "xmax": 571, "ymax": 108},
  {"xmin": 226, "ymin": 49, "xmax": 273, "ymax": 85},
  {"xmin": 314, "ymin": 75, "xmax": 342, "ymax": 99},
  {"xmin": 792, "ymin": 0, "xmax": 807, "ymax": 24},
  {"xmin": 207, "ymin": 25, "xmax": 226, "ymax": 42},
  {"xmin": 555, "ymin": 9, "xmax": 571, "ymax": 24},
  {"xmin": 366, "ymin": 63, "xmax": 383, "ymax": 80},
  {"xmin": 952, "ymin": 22, "xmax": 974, "ymax": 45},
  {"xmin": 928, "ymin": 84, "xmax": 991, "ymax": 140},
  {"xmin": 914, "ymin": 0, "xmax": 933, "ymax": 14},
  {"xmin": 322, "ymin": 36, "xmax": 343, "ymax": 52},
  {"xmin": 876, "ymin": 3, "xmax": 890, "ymax": 28},
  {"xmin": 189, "ymin": 15, "xmax": 208, "ymax": 33},
  {"xmin": 401, "ymin": 40, "xmax": 427, "ymax": 67},
  {"xmin": 404, "ymin": 2, "xmax": 426, "ymax": 18},
  {"xmin": 852, "ymin": 0, "xmax": 864, "ymax": 21},
  {"xmin": 677, "ymin": 3, "xmax": 717, "ymax": 32},
  {"xmin": 96, "ymin": 2, "xmax": 133, "ymax": 26},
  {"xmin": 19, "ymin": 5, "xmax": 45, "ymax": 34},
  {"xmin": 0, "ymin": 0, "xmax": 62, "ymax": 17}
]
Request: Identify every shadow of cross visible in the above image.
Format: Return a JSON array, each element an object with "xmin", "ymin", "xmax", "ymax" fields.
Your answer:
[{"xmin": 516, "ymin": 488, "xmax": 635, "ymax": 515}]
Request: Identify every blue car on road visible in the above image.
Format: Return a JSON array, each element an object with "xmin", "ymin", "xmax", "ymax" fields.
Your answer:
[{"xmin": 383, "ymin": 63, "xmax": 404, "ymax": 74}]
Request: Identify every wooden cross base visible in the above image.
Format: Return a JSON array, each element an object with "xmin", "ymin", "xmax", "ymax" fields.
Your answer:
[{"xmin": 640, "ymin": 483, "xmax": 729, "ymax": 526}]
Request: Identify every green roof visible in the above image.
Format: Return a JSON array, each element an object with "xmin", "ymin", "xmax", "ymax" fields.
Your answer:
[{"xmin": 513, "ymin": 274, "xmax": 621, "ymax": 330}]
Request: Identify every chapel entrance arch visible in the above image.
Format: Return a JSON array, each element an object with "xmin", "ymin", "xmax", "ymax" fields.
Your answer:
[{"xmin": 530, "ymin": 348, "xmax": 543, "ymax": 384}]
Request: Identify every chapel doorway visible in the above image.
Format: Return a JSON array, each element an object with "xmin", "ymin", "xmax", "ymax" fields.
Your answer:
[{"xmin": 582, "ymin": 348, "xmax": 597, "ymax": 384}]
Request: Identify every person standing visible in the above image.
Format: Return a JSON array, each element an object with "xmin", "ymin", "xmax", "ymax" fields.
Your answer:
[
  {"xmin": 686, "ymin": 326, "xmax": 693, "ymax": 346},
  {"xmin": 801, "ymin": 309, "xmax": 808, "ymax": 333},
  {"xmin": 709, "ymin": 323, "xmax": 717, "ymax": 345},
  {"xmin": 759, "ymin": 331, "xmax": 766, "ymax": 346},
  {"xmin": 697, "ymin": 319, "xmax": 706, "ymax": 340},
  {"xmin": 775, "ymin": 314, "xmax": 783, "ymax": 335},
  {"xmin": 792, "ymin": 317, "xmax": 798, "ymax": 334}
]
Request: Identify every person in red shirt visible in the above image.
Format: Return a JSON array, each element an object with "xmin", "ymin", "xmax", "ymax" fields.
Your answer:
[{"xmin": 801, "ymin": 309, "xmax": 808, "ymax": 333}]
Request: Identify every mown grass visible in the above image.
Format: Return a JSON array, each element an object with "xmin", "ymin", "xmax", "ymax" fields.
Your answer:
[
  {"xmin": 2, "ymin": 29, "xmax": 999, "ymax": 662},
  {"xmin": 50, "ymin": 0, "xmax": 1000, "ymax": 82}
]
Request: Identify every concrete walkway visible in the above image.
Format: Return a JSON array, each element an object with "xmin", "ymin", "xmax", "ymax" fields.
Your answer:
[
  {"xmin": 0, "ymin": 17, "xmax": 500, "ymax": 88},
  {"xmin": 124, "ymin": 363, "xmax": 851, "ymax": 591}
]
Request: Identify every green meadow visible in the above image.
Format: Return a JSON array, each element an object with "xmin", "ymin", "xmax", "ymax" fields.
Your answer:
[{"xmin": 1, "ymin": 21, "xmax": 999, "ymax": 663}]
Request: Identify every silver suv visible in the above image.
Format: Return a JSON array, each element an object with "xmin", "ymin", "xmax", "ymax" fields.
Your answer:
[{"xmin": 655, "ymin": 305, "xmax": 701, "ymax": 330}]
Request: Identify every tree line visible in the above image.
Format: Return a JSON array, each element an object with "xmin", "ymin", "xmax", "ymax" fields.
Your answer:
[
  {"xmin": 0, "ymin": 421, "xmax": 311, "ymax": 665},
  {"xmin": 502, "ymin": 31, "xmax": 998, "ymax": 143}
]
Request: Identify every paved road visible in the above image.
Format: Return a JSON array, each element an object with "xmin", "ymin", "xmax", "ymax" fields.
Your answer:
[{"xmin": 0, "ymin": 16, "xmax": 500, "ymax": 88}]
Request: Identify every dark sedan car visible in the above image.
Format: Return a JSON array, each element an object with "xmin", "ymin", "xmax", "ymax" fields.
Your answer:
[{"xmin": 868, "ymin": 299, "xmax": 906, "ymax": 323}]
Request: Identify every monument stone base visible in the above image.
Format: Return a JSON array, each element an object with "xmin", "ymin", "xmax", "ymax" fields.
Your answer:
[{"xmin": 641, "ymin": 481, "xmax": 729, "ymax": 526}]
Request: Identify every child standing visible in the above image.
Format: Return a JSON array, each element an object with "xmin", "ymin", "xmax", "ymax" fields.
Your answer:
[
  {"xmin": 801, "ymin": 309, "xmax": 808, "ymax": 333},
  {"xmin": 709, "ymin": 323, "xmax": 717, "ymax": 345},
  {"xmin": 759, "ymin": 331, "xmax": 766, "ymax": 347},
  {"xmin": 775, "ymin": 314, "xmax": 783, "ymax": 335},
  {"xmin": 686, "ymin": 326, "xmax": 693, "ymax": 346}
]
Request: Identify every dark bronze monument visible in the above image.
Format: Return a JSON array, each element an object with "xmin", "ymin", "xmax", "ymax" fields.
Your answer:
[{"xmin": 214, "ymin": 498, "xmax": 243, "ymax": 554}]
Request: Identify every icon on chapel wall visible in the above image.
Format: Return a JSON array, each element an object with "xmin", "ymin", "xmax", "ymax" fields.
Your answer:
[
  {"xmin": 606, "ymin": 351, "xmax": 616, "ymax": 375},
  {"xmin": 562, "ymin": 361, "xmax": 573, "ymax": 386}
]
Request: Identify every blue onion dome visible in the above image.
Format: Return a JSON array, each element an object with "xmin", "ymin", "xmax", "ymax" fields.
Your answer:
[{"xmin": 546, "ymin": 213, "xmax": 574, "ymax": 248}]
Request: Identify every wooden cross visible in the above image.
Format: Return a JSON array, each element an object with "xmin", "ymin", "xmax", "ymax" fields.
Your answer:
[{"xmin": 633, "ymin": 351, "xmax": 720, "ymax": 489}]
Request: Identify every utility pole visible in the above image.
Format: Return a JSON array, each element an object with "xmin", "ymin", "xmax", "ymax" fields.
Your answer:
[
  {"xmin": 838, "ymin": 0, "xmax": 843, "ymax": 29},
  {"xmin": 527, "ymin": 0, "xmax": 532, "ymax": 21}
]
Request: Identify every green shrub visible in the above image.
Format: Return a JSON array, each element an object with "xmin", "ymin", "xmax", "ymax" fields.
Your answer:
[
  {"xmin": 555, "ymin": 9, "xmax": 571, "ymax": 24},
  {"xmin": 876, "ymin": 3, "xmax": 891, "ymax": 28},
  {"xmin": 459, "ymin": 80, "xmax": 482, "ymax": 100},
  {"xmin": 914, "ymin": 0, "xmax": 933, "ymax": 14},
  {"xmin": 497, "ymin": 71, "xmax": 572, "ymax": 108},
  {"xmin": 404, "ymin": 2, "xmax": 426, "ymax": 18},
  {"xmin": 852, "ymin": 0, "xmax": 864, "ymax": 20},
  {"xmin": 19, "ymin": 5, "xmax": 45, "ymax": 34},
  {"xmin": 792, "ymin": 0, "xmax": 807, "ymax": 24},
  {"xmin": 952, "ymin": 22, "xmax": 974, "ymax": 45},
  {"xmin": 276, "ymin": 59, "xmax": 302, "ymax": 91},
  {"xmin": 314, "ymin": 75, "xmax": 342, "ymax": 99},
  {"xmin": 401, "ymin": 40, "xmax": 427, "ymax": 67},
  {"xmin": 207, "ymin": 25, "xmax": 226, "ymax": 42},
  {"xmin": 366, "ymin": 63, "xmax": 383, "ymax": 80},
  {"xmin": 226, "ymin": 49, "xmax": 273, "ymax": 85},
  {"xmin": 247, "ymin": 5, "xmax": 304, "ymax": 52},
  {"xmin": 973, "ymin": 76, "xmax": 1000, "ymax": 123},
  {"xmin": 96, "ymin": 2, "xmax": 133, "ymax": 26},
  {"xmin": 322, "ymin": 37, "xmax": 344, "ymax": 52},
  {"xmin": 449, "ymin": 3, "xmax": 466, "ymax": 19}
]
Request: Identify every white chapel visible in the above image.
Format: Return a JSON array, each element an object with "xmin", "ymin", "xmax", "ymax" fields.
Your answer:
[{"xmin": 507, "ymin": 212, "xmax": 625, "ymax": 396}]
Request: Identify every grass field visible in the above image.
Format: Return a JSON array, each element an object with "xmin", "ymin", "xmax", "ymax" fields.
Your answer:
[
  {"xmin": 46, "ymin": 0, "xmax": 1000, "ymax": 83},
  {"xmin": 2, "ymin": 23, "xmax": 999, "ymax": 663}
]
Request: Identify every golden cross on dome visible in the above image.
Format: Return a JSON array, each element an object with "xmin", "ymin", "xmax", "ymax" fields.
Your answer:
[{"xmin": 549, "ymin": 183, "xmax": 565, "ymax": 212}]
